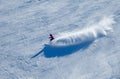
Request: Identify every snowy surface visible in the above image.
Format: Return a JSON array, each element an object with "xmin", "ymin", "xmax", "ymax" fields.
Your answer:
[{"xmin": 0, "ymin": 0, "xmax": 120, "ymax": 79}]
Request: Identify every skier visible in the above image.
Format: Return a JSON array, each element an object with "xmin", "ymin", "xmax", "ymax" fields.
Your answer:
[{"xmin": 49, "ymin": 34, "xmax": 54, "ymax": 41}]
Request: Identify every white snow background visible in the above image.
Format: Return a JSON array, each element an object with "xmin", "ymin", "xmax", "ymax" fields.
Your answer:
[{"xmin": 0, "ymin": 0, "xmax": 120, "ymax": 79}]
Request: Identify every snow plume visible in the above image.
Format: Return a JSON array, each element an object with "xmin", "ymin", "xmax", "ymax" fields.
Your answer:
[{"xmin": 51, "ymin": 16, "xmax": 115, "ymax": 46}]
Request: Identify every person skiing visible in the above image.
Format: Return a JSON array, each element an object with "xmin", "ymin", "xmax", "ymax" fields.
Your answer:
[{"xmin": 49, "ymin": 34, "xmax": 54, "ymax": 41}]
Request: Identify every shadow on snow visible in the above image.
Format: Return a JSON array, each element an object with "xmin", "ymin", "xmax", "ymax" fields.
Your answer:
[{"xmin": 31, "ymin": 39, "xmax": 93, "ymax": 58}]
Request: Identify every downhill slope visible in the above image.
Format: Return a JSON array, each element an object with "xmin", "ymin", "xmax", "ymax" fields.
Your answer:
[{"xmin": 0, "ymin": 0, "xmax": 120, "ymax": 79}]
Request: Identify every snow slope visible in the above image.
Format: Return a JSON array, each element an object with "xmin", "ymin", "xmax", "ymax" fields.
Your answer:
[{"xmin": 0, "ymin": 0, "xmax": 120, "ymax": 79}]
